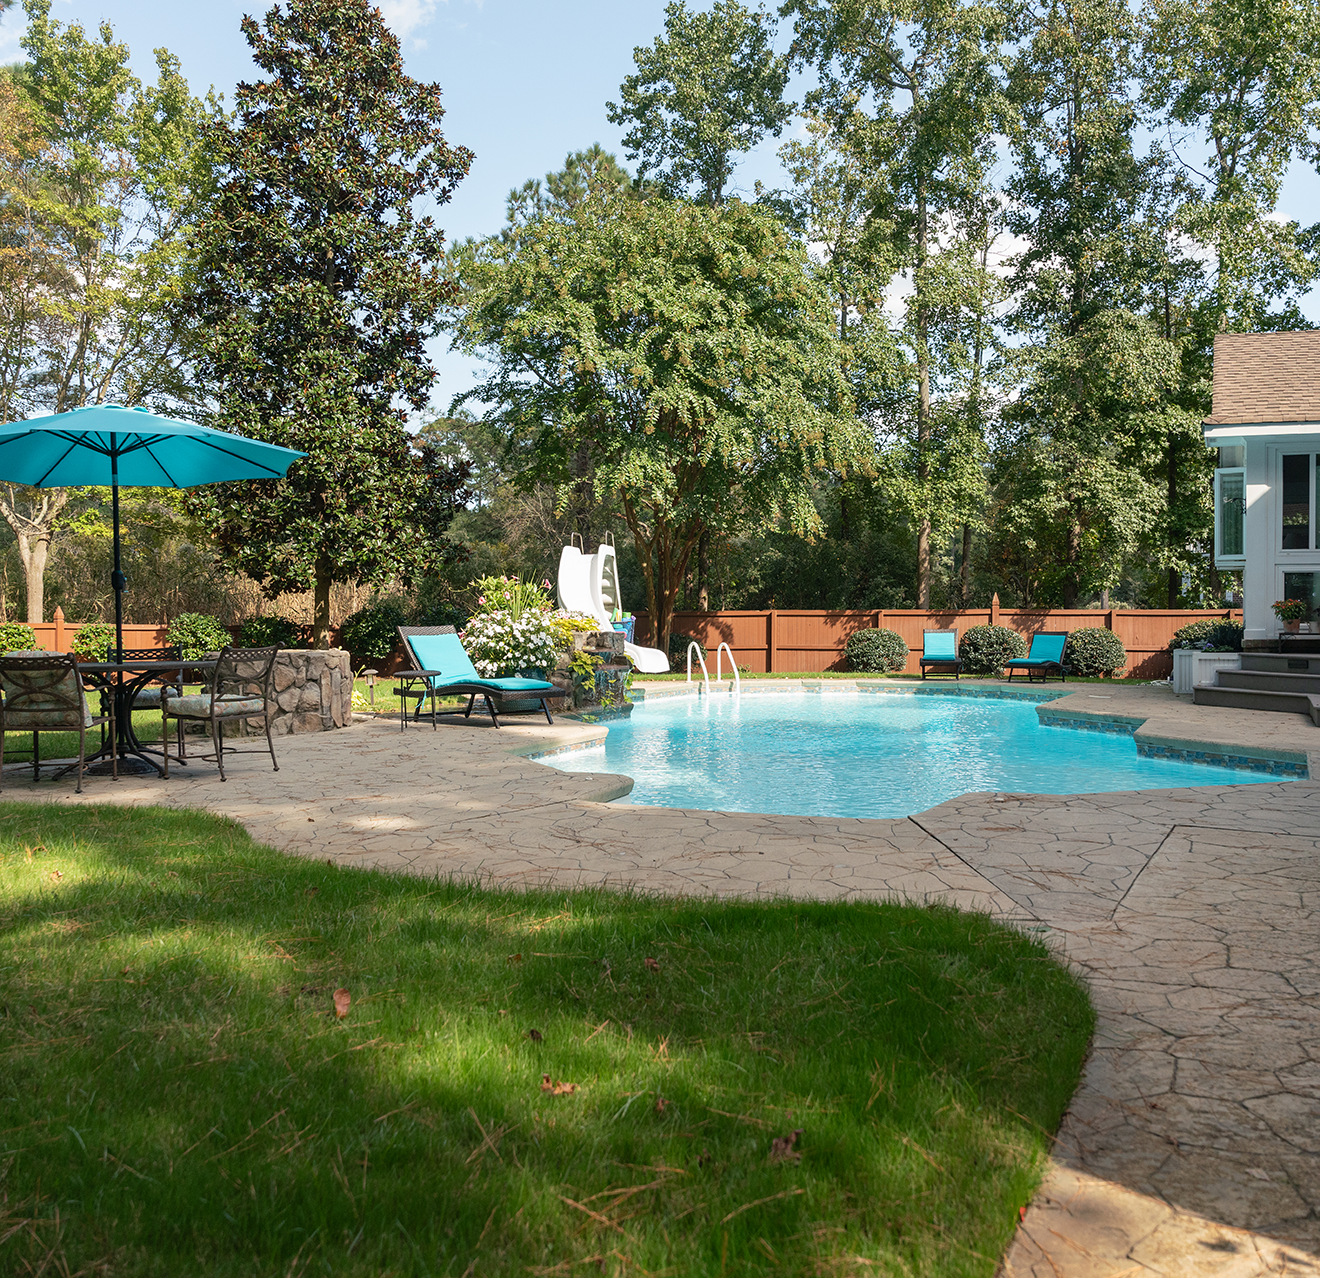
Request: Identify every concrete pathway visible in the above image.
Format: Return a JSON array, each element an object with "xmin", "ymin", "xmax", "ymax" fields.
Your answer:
[{"xmin": 4, "ymin": 682, "xmax": 1318, "ymax": 1275}]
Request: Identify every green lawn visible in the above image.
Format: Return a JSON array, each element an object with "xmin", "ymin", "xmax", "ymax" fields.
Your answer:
[{"xmin": 0, "ymin": 804, "xmax": 1092, "ymax": 1277}]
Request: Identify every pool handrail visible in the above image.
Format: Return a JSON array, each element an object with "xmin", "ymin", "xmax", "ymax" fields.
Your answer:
[
  {"xmin": 715, "ymin": 642, "xmax": 740, "ymax": 692},
  {"xmin": 686, "ymin": 641, "xmax": 711, "ymax": 694}
]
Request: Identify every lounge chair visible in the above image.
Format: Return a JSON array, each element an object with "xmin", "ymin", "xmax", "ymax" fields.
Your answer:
[
  {"xmin": 919, "ymin": 629, "xmax": 962, "ymax": 680},
  {"xmin": 396, "ymin": 626, "xmax": 557, "ymax": 728},
  {"xmin": 1004, "ymin": 631, "xmax": 1070, "ymax": 682}
]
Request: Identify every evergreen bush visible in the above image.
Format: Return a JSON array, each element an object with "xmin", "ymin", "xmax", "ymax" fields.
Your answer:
[
  {"xmin": 0, "ymin": 623, "xmax": 38, "ymax": 653},
  {"xmin": 1172, "ymin": 618, "xmax": 1242, "ymax": 651},
  {"xmin": 71, "ymin": 622, "xmax": 114, "ymax": 661},
  {"xmin": 238, "ymin": 616, "xmax": 302, "ymax": 649},
  {"xmin": 958, "ymin": 625, "xmax": 1027, "ymax": 675},
  {"xmin": 165, "ymin": 613, "xmax": 232, "ymax": 661},
  {"xmin": 339, "ymin": 602, "xmax": 407, "ymax": 663},
  {"xmin": 1063, "ymin": 628, "xmax": 1127, "ymax": 678},
  {"xmin": 845, "ymin": 627, "xmax": 909, "ymax": 673}
]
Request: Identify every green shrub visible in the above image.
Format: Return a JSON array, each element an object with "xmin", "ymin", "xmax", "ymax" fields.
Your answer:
[
  {"xmin": 1172, "ymin": 618, "xmax": 1242, "ymax": 651},
  {"xmin": 339, "ymin": 601, "xmax": 407, "ymax": 663},
  {"xmin": 0, "ymin": 622, "xmax": 37, "ymax": 653},
  {"xmin": 845, "ymin": 627, "xmax": 910, "ymax": 673},
  {"xmin": 165, "ymin": 613, "xmax": 232, "ymax": 661},
  {"xmin": 71, "ymin": 622, "xmax": 114, "ymax": 661},
  {"xmin": 959, "ymin": 625, "xmax": 1027, "ymax": 675},
  {"xmin": 237, "ymin": 615, "xmax": 302, "ymax": 649},
  {"xmin": 1063, "ymin": 627, "xmax": 1127, "ymax": 678}
]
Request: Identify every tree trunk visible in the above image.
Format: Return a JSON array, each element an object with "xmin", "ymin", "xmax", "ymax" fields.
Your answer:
[
  {"xmin": 960, "ymin": 522, "xmax": 972, "ymax": 606},
  {"xmin": 1063, "ymin": 515, "xmax": 1082, "ymax": 609},
  {"xmin": 697, "ymin": 530, "xmax": 709, "ymax": 611},
  {"xmin": 1167, "ymin": 432, "xmax": 1179, "ymax": 608},
  {"xmin": 313, "ymin": 558, "xmax": 333, "ymax": 649},
  {"xmin": 914, "ymin": 174, "xmax": 932, "ymax": 609},
  {"xmin": 0, "ymin": 486, "xmax": 69, "ymax": 625}
]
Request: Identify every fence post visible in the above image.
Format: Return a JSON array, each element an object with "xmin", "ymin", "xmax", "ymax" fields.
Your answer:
[
  {"xmin": 990, "ymin": 594, "xmax": 999, "ymax": 627},
  {"xmin": 875, "ymin": 609, "xmax": 883, "ymax": 629},
  {"xmin": 54, "ymin": 606, "xmax": 65, "ymax": 652},
  {"xmin": 767, "ymin": 610, "xmax": 777, "ymax": 673},
  {"xmin": 1106, "ymin": 609, "xmax": 1115, "ymax": 630}
]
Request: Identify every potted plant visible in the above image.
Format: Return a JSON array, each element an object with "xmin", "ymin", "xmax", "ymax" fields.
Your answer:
[{"xmin": 1273, "ymin": 598, "xmax": 1309, "ymax": 633}]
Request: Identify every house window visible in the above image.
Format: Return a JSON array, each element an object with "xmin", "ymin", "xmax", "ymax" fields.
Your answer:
[
  {"xmin": 1281, "ymin": 454, "xmax": 1316, "ymax": 549},
  {"xmin": 1282, "ymin": 572, "xmax": 1320, "ymax": 623},
  {"xmin": 1213, "ymin": 467, "xmax": 1245, "ymax": 567}
]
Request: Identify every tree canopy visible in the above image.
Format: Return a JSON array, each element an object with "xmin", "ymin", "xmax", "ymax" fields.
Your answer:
[{"xmin": 451, "ymin": 185, "xmax": 868, "ymax": 654}]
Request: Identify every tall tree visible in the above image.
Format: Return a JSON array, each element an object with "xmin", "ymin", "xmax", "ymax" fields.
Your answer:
[
  {"xmin": 784, "ymin": 0, "xmax": 1008, "ymax": 606},
  {"xmin": 0, "ymin": 0, "xmax": 215, "ymax": 622},
  {"xmin": 451, "ymin": 188, "xmax": 867, "ymax": 658},
  {"xmin": 607, "ymin": 0, "xmax": 791, "ymax": 205},
  {"xmin": 188, "ymin": 0, "xmax": 472, "ymax": 647},
  {"xmin": 1141, "ymin": 0, "xmax": 1320, "ymax": 333}
]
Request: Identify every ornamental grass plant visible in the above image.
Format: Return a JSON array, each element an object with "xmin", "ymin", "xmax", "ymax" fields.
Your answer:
[{"xmin": 0, "ymin": 804, "xmax": 1093, "ymax": 1278}]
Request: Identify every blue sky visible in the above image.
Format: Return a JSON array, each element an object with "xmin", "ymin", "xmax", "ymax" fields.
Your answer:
[{"xmin": 3, "ymin": 0, "xmax": 1319, "ymax": 415}]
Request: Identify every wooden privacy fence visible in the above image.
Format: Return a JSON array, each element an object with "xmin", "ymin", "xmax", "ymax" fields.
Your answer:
[
  {"xmin": 637, "ymin": 597, "xmax": 1243, "ymax": 680},
  {"xmin": 20, "ymin": 609, "xmax": 168, "ymax": 652}
]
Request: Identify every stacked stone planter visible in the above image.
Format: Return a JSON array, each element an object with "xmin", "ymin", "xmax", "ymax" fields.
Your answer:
[{"xmin": 224, "ymin": 648, "xmax": 353, "ymax": 736}]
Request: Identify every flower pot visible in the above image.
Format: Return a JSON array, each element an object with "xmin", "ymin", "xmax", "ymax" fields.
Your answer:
[{"xmin": 1284, "ymin": 620, "xmax": 1301, "ymax": 634}]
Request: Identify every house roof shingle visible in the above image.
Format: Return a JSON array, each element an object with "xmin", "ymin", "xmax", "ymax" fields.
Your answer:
[{"xmin": 1207, "ymin": 331, "xmax": 1320, "ymax": 425}]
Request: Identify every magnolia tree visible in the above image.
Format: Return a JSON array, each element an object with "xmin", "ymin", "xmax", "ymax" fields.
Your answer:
[{"xmin": 187, "ymin": 0, "xmax": 472, "ymax": 647}]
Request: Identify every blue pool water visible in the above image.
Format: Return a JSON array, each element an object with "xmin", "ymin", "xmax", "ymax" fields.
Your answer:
[{"xmin": 541, "ymin": 691, "xmax": 1287, "ymax": 819}]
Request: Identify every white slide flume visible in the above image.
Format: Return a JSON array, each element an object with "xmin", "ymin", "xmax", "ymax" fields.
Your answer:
[{"xmin": 556, "ymin": 542, "xmax": 670, "ymax": 673}]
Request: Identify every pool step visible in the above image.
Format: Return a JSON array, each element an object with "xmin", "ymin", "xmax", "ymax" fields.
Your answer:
[
  {"xmin": 1216, "ymin": 669, "xmax": 1320, "ymax": 694},
  {"xmin": 1192, "ymin": 680, "xmax": 1320, "ymax": 724}
]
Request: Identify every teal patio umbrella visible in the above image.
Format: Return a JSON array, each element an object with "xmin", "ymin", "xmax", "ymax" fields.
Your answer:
[{"xmin": 0, "ymin": 404, "xmax": 305, "ymax": 658}]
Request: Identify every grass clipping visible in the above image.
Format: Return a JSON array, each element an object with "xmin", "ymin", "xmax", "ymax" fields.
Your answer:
[{"xmin": 0, "ymin": 804, "xmax": 1092, "ymax": 1277}]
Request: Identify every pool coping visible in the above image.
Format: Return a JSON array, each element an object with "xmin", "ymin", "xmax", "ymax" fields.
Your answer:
[{"xmin": 559, "ymin": 678, "xmax": 1315, "ymax": 779}]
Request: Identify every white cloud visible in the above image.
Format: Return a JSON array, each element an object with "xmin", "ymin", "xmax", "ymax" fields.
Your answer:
[{"xmin": 378, "ymin": 0, "xmax": 440, "ymax": 43}]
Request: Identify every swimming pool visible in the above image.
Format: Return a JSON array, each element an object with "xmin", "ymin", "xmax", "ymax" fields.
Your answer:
[{"xmin": 539, "ymin": 690, "xmax": 1291, "ymax": 819}]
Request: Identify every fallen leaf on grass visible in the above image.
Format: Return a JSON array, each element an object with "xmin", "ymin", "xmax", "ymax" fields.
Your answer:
[
  {"xmin": 48, "ymin": 869, "xmax": 63, "ymax": 883},
  {"xmin": 541, "ymin": 1074, "xmax": 578, "ymax": 1096},
  {"xmin": 527, "ymin": 1029, "xmax": 543, "ymax": 1043},
  {"xmin": 769, "ymin": 1129, "xmax": 803, "ymax": 1164},
  {"xmin": 333, "ymin": 988, "xmax": 351, "ymax": 1019},
  {"xmin": 644, "ymin": 957, "xmax": 660, "ymax": 972},
  {"xmin": 304, "ymin": 887, "xmax": 319, "ymax": 897},
  {"xmin": 655, "ymin": 1096, "xmax": 669, "ymax": 1115},
  {"xmin": 507, "ymin": 953, "xmax": 523, "ymax": 964}
]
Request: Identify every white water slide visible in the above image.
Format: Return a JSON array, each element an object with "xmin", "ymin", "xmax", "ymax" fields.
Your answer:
[{"xmin": 557, "ymin": 541, "xmax": 670, "ymax": 673}]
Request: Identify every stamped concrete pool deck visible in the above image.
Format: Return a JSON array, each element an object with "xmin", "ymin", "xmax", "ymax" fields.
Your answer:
[{"xmin": 3, "ymin": 679, "xmax": 1318, "ymax": 1276}]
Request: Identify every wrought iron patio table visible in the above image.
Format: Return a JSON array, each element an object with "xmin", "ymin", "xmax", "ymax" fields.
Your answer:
[{"xmin": 78, "ymin": 660, "xmax": 218, "ymax": 774}]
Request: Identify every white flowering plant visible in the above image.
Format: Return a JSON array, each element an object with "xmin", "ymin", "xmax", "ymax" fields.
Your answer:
[{"xmin": 461, "ymin": 608, "xmax": 562, "ymax": 677}]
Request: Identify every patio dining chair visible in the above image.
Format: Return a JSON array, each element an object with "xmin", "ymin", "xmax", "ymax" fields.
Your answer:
[
  {"xmin": 162, "ymin": 645, "xmax": 280, "ymax": 781},
  {"xmin": 0, "ymin": 652, "xmax": 116, "ymax": 793}
]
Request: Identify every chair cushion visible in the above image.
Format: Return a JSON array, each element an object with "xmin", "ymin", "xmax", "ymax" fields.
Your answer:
[
  {"xmin": 922, "ymin": 633, "xmax": 958, "ymax": 659},
  {"xmin": 131, "ymin": 686, "xmax": 178, "ymax": 708},
  {"xmin": 4, "ymin": 709, "xmax": 90, "ymax": 729},
  {"xmin": 164, "ymin": 693, "xmax": 266, "ymax": 717},
  {"xmin": 407, "ymin": 632, "xmax": 480, "ymax": 681}
]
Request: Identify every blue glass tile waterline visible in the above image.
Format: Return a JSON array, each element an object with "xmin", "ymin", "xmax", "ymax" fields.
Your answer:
[{"xmin": 540, "ymin": 691, "xmax": 1288, "ymax": 819}]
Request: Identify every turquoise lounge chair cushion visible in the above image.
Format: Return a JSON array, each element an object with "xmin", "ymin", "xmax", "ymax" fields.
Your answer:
[
  {"xmin": 922, "ymin": 631, "xmax": 958, "ymax": 660},
  {"xmin": 1004, "ymin": 633, "xmax": 1068, "ymax": 666},
  {"xmin": 405, "ymin": 633, "xmax": 555, "ymax": 693}
]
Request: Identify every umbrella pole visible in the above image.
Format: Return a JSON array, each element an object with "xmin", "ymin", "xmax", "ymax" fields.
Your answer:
[{"xmin": 111, "ymin": 452, "xmax": 125, "ymax": 661}]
